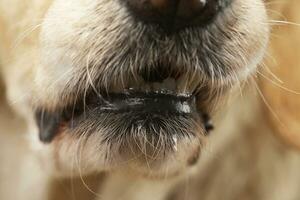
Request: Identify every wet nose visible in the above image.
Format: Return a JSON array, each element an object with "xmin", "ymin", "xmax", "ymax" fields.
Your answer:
[{"xmin": 124, "ymin": 0, "xmax": 224, "ymax": 31}]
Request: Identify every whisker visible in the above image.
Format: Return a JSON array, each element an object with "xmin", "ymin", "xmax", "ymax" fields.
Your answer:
[
  {"xmin": 251, "ymin": 76, "xmax": 286, "ymax": 129},
  {"xmin": 257, "ymin": 70, "xmax": 300, "ymax": 95},
  {"xmin": 268, "ymin": 20, "xmax": 300, "ymax": 27},
  {"xmin": 76, "ymin": 131, "xmax": 104, "ymax": 199}
]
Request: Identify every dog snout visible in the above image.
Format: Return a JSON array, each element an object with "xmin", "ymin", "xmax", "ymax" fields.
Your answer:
[{"xmin": 124, "ymin": 0, "xmax": 227, "ymax": 31}]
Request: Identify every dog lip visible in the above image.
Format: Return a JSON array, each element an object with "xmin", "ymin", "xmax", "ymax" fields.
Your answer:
[
  {"xmin": 35, "ymin": 91, "xmax": 213, "ymax": 144},
  {"xmin": 88, "ymin": 92, "xmax": 196, "ymax": 114},
  {"xmin": 35, "ymin": 91, "xmax": 197, "ymax": 143}
]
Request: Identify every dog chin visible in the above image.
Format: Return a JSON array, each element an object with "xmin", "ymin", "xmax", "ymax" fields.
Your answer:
[
  {"xmin": 40, "ymin": 122, "xmax": 203, "ymax": 178},
  {"xmin": 116, "ymin": 137, "xmax": 202, "ymax": 179}
]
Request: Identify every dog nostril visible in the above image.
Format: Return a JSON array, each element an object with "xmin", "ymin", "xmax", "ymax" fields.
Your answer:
[{"xmin": 124, "ymin": 0, "xmax": 223, "ymax": 31}]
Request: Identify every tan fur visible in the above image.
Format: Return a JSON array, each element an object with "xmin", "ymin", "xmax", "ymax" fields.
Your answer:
[
  {"xmin": 262, "ymin": 0, "xmax": 300, "ymax": 149},
  {"xmin": 1, "ymin": 0, "xmax": 300, "ymax": 200}
]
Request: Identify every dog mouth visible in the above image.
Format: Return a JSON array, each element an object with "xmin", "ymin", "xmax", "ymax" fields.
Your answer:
[
  {"xmin": 35, "ymin": 76, "xmax": 214, "ymax": 143},
  {"xmin": 83, "ymin": 92, "xmax": 195, "ymax": 114},
  {"xmin": 35, "ymin": 79, "xmax": 214, "ymax": 175}
]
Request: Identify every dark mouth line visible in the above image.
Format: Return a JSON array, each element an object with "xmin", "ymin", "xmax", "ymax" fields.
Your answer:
[
  {"xmin": 86, "ymin": 92, "xmax": 196, "ymax": 114},
  {"xmin": 35, "ymin": 91, "xmax": 214, "ymax": 144}
]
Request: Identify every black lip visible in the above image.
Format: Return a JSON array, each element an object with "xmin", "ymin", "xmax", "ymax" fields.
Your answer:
[
  {"xmin": 36, "ymin": 91, "xmax": 213, "ymax": 143},
  {"xmin": 86, "ymin": 92, "xmax": 196, "ymax": 115}
]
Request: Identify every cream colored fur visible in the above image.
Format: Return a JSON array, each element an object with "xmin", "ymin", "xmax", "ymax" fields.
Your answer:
[{"xmin": 1, "ymin": 1, "xmax": 300, "ymax": 200}]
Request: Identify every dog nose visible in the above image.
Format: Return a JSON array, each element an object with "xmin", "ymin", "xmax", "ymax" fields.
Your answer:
[{"xmin": 125, "ymin": 0, "xmax": 222, "ymax": 31}]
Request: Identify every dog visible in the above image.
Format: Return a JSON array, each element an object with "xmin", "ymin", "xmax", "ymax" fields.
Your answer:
[{"xmin": 1, "ymin": 0, "xmax": 300, "ymax": 199}]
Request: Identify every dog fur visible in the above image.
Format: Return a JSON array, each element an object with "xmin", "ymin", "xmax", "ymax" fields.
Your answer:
[{"xmin": 1, "ymin": 0, "xmax": 300, "ymax": 200}]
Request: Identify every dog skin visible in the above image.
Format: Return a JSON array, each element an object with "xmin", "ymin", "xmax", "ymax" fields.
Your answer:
[{"xmin": 1, "ymin": 0, "xmax": 300, "ymax": 200}]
